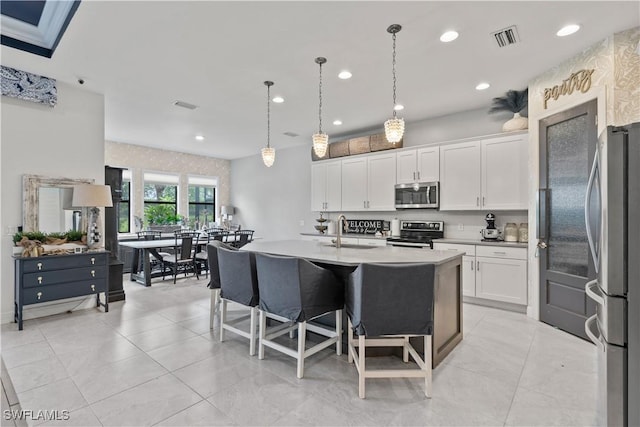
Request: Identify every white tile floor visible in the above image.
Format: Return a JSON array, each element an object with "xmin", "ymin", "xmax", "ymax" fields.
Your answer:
[{"xmin": 1, "ymin": 275, "xmax": 598, "ymax": 427}]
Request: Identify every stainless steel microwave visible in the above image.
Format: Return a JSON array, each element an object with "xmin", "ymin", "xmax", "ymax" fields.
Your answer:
[{"xmin": 394, "ymin": 182, "xmax": 439, "ymax": 209}]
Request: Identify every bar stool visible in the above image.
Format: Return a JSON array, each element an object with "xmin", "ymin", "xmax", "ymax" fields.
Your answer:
[
  {"xmin": 206, "ymin": 241, "xmax": 236, "ymax": 329},
  {"xmin": 346, "ymin": 263, "xmax": 435, "ymax": 399},
  {"xmin": 255, "ymin": 253, "xmax": 344, "ymax": 379},
  {"xmin": 217, "ymin": 247, "xmax": 260, "ymax": 355}
]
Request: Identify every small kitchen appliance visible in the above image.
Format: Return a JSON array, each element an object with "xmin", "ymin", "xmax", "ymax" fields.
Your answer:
[
  {"xmin": 481, "ymin": 213, "xmax": 501, "ymax": 241},
  {"xmin": 394, "ymin": 182, "xmax": 439, "ymax": 209},
  {"xmin": 386, "ymin": 220, "xmax": 444, "ymax": 249}
]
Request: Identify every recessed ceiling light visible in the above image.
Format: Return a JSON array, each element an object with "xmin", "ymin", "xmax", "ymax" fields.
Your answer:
[
  {"xmin": 338, "ymin": 71, "xmax": 352, "ymax": 79},
  {"xmin": 557, "ymin": 24, "xmax": 580, "ymax": 37},
  {"xmin": 394, "ymin": 104, "xmax": 404, "ymax": 111},
  {"xmin": 475, "ymin": 82, "xmax": 490, "ymax": 91},
  {"xmin": 272, "ymin": 96, "xmax": 284, "ymax": 103},
  {"xmin": 440, "ymin": 30, "xmax": 459, "ymax": 42},
  {"xmin": 195, "ymin": 135, "xmax": 205, "ymax": 141},
  {"xmin": 333, "ymin": 120, "xmax": 343, "ymax": 126}
]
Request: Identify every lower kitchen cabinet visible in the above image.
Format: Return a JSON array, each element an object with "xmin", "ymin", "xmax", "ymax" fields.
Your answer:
[{"xmin": 434, "ymin": 242, "xmax": 527, "ymax": 306}]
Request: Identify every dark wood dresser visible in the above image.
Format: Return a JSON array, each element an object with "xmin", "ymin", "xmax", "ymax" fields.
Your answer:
[{"xmin": 14, "ymin": 251, "xmax": 109, "ymax": 330}]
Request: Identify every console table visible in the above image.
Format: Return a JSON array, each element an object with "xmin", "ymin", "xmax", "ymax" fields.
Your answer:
[{"xmin": 14, "ymin": 251, "xmax": 109, "ymax": 330}]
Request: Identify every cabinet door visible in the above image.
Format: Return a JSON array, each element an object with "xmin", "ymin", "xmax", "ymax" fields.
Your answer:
[
  {"xmin": 341, "ymin": 157, "xmax": 368, "ymax": 211},
  {"xmin": 439, "ymin": 141, "xmax": 482, "ymax": 210},
  {"xmin": 481, "ymin": 134, "xmax": 528, "ymax": 210},
  {"xmin": 367, "ymin": 152, "xmax": 397, "ymax": 211},
  {"xmin": 462, "ymin": 255, "xmax": 476, "ymax": 297},
  {"xmin": 311, "ymin": 163, "xmax": 327, "ymax": 211},
  {"xmin": 396, "ymin": 150, "xmax": 417, "ymax": 184},
  {"xmin": 325, "ymin": 161, "xmax": 342, "ymax": 211},
  {"xmin": 475, "ymin": 256, "xmax": 527, "ymax": 304},
  {"xmin": 416, "ymin": 146, "xmax": 440, "ymax": 182}
]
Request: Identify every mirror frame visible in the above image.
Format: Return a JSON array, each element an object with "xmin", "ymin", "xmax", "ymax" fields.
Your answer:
[{"xmin": 23, "ymin": 175, "xmax": 95, "ymax": 232}]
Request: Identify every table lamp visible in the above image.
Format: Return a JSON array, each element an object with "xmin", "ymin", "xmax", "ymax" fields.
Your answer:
[
  {"xmin": 72, "ymin": 184, "xmax": 113, "ymax": 249},
  {"xmin": 221, "ymin": 205, "xmax": 235, "ymax": 230}
]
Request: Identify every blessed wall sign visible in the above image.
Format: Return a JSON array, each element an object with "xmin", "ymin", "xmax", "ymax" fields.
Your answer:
[{"xmin": 543, "ymin": 69, "xmax": 594, "ymax": 109}]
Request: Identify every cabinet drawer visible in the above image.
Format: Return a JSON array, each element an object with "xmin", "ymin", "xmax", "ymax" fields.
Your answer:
[
  {"xmin": 23, "ymin": 266, "xmax": 107, "ymax": 288},
  {"xmin": 23, "ymin": 280, "xmax": 107, "ymax": 305},
  {"xmin": 476, "ymin": 246, "xmax": 526, "ymax": 260},
  {"xmin": 22, "ymin": 254, "xmax": 107, "ymax": 273},
  {"xmin": 432, "ymin": 243, "xmax": 475, "ymax": 256}
]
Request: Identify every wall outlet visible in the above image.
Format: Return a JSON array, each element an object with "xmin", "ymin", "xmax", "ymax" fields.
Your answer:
[
  {"xmin": 299, "ymin": 220, "xmax": 305, "ymax": 227},
  {"xmin": 457, "ymin": 223, "xmax": 464, "ymax": 231}
]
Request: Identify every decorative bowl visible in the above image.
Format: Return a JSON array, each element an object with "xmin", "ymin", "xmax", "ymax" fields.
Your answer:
[{"xmin": 314, "ymin": 225, "xmax": 328, "ymax": 234}]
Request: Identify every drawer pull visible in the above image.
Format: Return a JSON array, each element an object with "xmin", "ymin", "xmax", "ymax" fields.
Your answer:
[
  {"xmin": 37, "ymin": 292, "xmax": 42, "ymax": 300},
  {"xmin": 37, "ymin": 262, "xmax": 43, "ymax": 271},
  {"xmin": 91, "ymin": 270, "xmax": 96, "ymax": 277},
  {"xmin": 91, "ymin": 284, "xmax": 96, "ymax": 292},
  {"xmin": 37, "ymin": 276, "xmax": 43, "ymax": 284},
  {"xmin": 493, "ymin": 251, "xmax": 507, "ymax": 255},
  {"xmin": 91, "ymin": 257, "xmax": 96, "ymax": 265}
]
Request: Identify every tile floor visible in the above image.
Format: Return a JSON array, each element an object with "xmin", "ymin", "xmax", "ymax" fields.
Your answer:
[{"xmin": 0, "ymin": 275, "xmax": 598, "ymax": 427}]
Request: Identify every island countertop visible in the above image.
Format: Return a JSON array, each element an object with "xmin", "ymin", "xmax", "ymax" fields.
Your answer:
[{"xmin": 242, "ymin": 239, "xmax": 462, "ymax": 266}]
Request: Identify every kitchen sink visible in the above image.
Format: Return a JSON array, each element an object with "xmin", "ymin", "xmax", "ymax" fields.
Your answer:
[{"xmin": 322, "ymin": 243, "xmax": 377, "ymax": 249}]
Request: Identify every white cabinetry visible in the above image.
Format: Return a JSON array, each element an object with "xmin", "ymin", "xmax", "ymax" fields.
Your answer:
[
  {"xmin": 342, "ymin": 152, "xmax": 396, "ymax": 211},
  {"xmin": 433, "ymin": 243, "xmax": 527, "ymax": 305},
  {"xmin": 439, "ymin": 133, "xmax": 528, "ymax": 210},
  {"xmin": 396, "ymin": 146, "xmax": 440, "ymax": 184},
  {"xmin": 311, "ymin": 160, "xmax": 342, "ymax": 212}
]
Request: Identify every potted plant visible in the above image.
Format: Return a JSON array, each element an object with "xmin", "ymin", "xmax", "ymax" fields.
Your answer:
[
  {"xmin": 489, "ymin": 88, "xmax": 528, "ymax": 131},
  {"xmin": 144, "ymin": 205, "xmax": 183, "ymax": 233}
]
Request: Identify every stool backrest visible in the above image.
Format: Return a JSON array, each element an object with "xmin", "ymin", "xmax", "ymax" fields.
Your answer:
[
  {"xmin": 207, "ymin": 230, "xmax": 227, "ymax": 242},
  {"xmin": 206, "ymin": 241, "xmax": 236, "ymax": 289},
  {"xmin": 234, "ymin": 230, "xmax": 254, "ymax": 248},
  {"xmin": 347, "ymin": 263, "xmax": 435, "ymax": 337},
  {"xmin": 255, "ymin": 253, "xmax": 343, "ymax": 322},
  {"xmin": 217, "ymin": 247, "xmax": 259, "ymax": 307}
]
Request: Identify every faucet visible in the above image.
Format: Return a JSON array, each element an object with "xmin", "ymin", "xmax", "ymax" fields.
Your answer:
[{"xmin": 335, "ymin": 214, "xmax": 348, "ymax": 248}]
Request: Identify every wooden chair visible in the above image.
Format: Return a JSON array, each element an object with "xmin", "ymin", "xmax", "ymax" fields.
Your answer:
[
  {"xmin": 161, "ymin": 231, "xmax": 199, "ymax": 283},
  {"xmin": 232, "ymin": 230, "xmax": 254, "ymax": 248},
  {"xmin": 137, "ymin": 230, "xmax": 168, "ymax": 270}
]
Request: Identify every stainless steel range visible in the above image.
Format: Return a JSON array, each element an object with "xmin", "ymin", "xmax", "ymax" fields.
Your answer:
[{"xmin": 386, "ymin": 220, "xmax": 444, "ymax": 249}]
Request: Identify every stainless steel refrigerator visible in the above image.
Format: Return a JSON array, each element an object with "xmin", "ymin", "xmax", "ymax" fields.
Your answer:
[{"xmin": 584, "ymin": 123, "xmax": 639, "ymax": 426}]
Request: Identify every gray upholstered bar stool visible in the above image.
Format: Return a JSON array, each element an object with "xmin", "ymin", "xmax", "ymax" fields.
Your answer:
[
  {"xmin": 255, "ymin": 253, "xmax": 344, "ymax": 379},
  {"xmin": 217, "ymin": 247, "xmax": 260, "ymax": 355},
  {"xmin": 346, "ymin": 263, "xmax": 436, "ymax": 399},
  {"xmin": 206, "ymin": 241, "xmax": 237, "ymax": 329}
]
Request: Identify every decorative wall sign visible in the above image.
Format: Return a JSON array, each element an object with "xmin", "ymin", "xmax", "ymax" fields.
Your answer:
[
  {"xmin": 343, "ymin": 219, "xmax": 390, "ymax": 234},
  {"xmin": 1, "ymin": 66, "xmax": 57, "ymax": 107},
  {"xmin": 543, "ymin": 69, "xmax": 594, "ymax": 109}
]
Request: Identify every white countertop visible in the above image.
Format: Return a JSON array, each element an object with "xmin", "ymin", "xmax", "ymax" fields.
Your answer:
[
  {"xmin": 436, "ymin": 238, "xmax": 528, "ymax": 248},
  {"xmin": 300, "ymin": 232, "xmax": 386, "ymax": 241},
  {"xmin": 242, "ymin": 239, "xmax": 462, "ymax": 266}
]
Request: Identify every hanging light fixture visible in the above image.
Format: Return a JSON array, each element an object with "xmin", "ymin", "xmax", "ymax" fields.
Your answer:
[
  {"xmin": 261, "ymin": 81, "xmax": 276, "ymax": 167},
  {"xmin": 384, "ymin": 24, "xmax": 405, "ymax": 144},
  {"xmin": 312, "ymin": 57, "xmax": 329, "ymax": 158}
]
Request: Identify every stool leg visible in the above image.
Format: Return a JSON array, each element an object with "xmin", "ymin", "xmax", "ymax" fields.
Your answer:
[
  {"xmin": 258, "ymin": 309, "xmax": 266, "ymax": 360},
  {"xmin": 219, "ymin": 299, "xmax": 227, "ymax": 342},
  {"xmin": 336, "ymin": 309, "xmax": 342, "ymax": 356},
  {"xmin": 209, "ymin": 289, "xmax": 218, "ymax": 330},
  {"xmin": 358, "ymin": 334, "xmax": 366, "ymax": 399},
  {"xmin": 403, "ymin": 336, "xmax": 409, "ymax": 363},
  {"xmin": 249, "ymin": 307, "xmax": 257, "ymax": 356},
  {"xmin": 425, "ymin": 335, "xmax": 432, "ymax": 398},
  {"xmin": 347, "ymin": 318, "xmax": 354, "ymax": 364},
  {"xmin": 297, "ymin": 321, "xmax": 306, "ymax": 379}
]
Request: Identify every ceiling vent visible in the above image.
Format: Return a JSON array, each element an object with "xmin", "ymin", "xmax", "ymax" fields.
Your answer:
[
  {"xmin": 491, "ymin": 25, "xmax": 520, "ymax": 48},
  {"xmin": 173, "ymin": 100, "xmax": 198, "ymax": 110},
  {"xmin": 283, "ymin": 131, "xmax": 299, "ymax": 137}
]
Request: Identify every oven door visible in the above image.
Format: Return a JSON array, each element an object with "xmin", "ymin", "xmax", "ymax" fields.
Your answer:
[
  {"xmin": 394, "ymin": 182, "xmax": 439, "ymax": 209},
  {"xmin": 386, "ymin": 240, "xmax": 433, "ymax": 249}
]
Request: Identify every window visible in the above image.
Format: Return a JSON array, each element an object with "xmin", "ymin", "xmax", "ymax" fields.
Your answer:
[
  {"xmin": 188, "ymin": 176, "xmax": 216, "ymax": 228},
  {"xmin": 118, "ymin": 170, "xmax": 131, "ymax": 233},
  {"xmin": 143, "ymin": 173, "xmax": 179, "ymax": 226}
]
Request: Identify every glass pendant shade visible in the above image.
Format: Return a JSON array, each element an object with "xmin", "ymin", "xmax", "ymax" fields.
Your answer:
[
  {"xmin": 312, "ymin": 132, "xmax": 329, "ymax": 157},
  {"xmin": 384, "ymin": 117, "xmax": 405, "ymax": 143},
  {"xmin": 261, "ymin": 146, "xmax": 275, "ymax": 167}
]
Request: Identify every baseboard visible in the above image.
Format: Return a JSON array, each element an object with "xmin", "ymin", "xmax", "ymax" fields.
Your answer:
[{"xmin": 463, "ymin": 296, "xmax": 527, "ymax": 313}]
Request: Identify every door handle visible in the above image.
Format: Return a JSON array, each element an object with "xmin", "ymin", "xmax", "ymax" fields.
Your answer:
[
  {"xmin": 470, "ymin": 260, "xmax": 474, "ymax": 270},
  {"xmin": 413, "ymin": 172, "xmax": 416, "ymax": 181},
  {"xmin": 476, "ymin": 197, "xmax": 480, "ymax": 207},
  {"xmin": 476, "ymin": 260, "xmax": 480, "ymax": 270},
  {"xmin": 585, "ymin": 314, "xmax": 604, "ymax": 352},
  {"xmin": 585, "ymin": 279, "xmax": 604, "ymax": 306},
  {"xmin": 537, "ymin": 240, "xmax": 547, "ymax": 249},
  {"xmin": 417, "ymin": 171, "xmax": 420, "ymax": 180},
  {"xmin": 585, "ymin": 149, "xmax": 600, "ymax": 272}
]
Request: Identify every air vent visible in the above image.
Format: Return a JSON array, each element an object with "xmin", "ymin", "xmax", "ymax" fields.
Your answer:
[
  {"xmin": 491, "ymin": 25, "xmax": 520, "ymax": 48},
  {"xmin": 173, "ymin": 100, "xmax": 198, "ymax": 110},
  {"xmin": 283, "ymin": 131, "xmax": 299, "ymax": 137}
]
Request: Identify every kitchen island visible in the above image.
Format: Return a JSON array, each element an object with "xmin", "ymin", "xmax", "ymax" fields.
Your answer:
[{"xmin": 242, "ymin": 240, "xmax": 463, "ymax": 367}]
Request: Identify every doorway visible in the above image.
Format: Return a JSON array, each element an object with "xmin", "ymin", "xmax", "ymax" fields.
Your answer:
[{"xmin": 538, "ymin": 99, "xmax": 597, "ymax": 339}]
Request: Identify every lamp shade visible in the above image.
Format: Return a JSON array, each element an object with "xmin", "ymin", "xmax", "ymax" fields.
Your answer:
[
  {"xmin": 221, "ymin": 205, "xmax": 235, "ymax": 215},
  {"xmin": 72, "ymin": 184, "xmax": 113, "ymax": 208}
]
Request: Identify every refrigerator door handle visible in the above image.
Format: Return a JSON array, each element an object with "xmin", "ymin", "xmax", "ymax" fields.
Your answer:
[
  {"xmin": 584, "ymin": 314, "xmax": 605, "ymax": 352},
  {"xmin": 585, "ymin": 279, "xmax": 605, "ymax": 306},
  {"xmin": 585, "ymin": 149, "xmax": 600, "ymax": 272}
]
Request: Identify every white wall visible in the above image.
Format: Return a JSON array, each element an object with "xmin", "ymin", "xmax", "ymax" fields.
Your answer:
[
  {"xmin": 1, "ymin": 81, "xmax": 105, "ymax": 324},
  {"xmin": 230, "ymin": 106, "xmax": 527, "ymax": 241}
]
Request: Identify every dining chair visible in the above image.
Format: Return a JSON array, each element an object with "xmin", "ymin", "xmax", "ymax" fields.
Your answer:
[
  {"xmin": 193, "ymin": 232, "xmax": 210, "ymax": 279},
  {"xmin": 136, "ymin": 230, "xmax": 169, "ymax": 271},
  {"xmin": 232, "ymin": 230, "xmax": 254, "ymax": 248},
  {"xmin": 346, "ymin": 262, "xmax": 436, "ymax": 399},
  {"xmin": 161, "ymin": 231, "xmax": 199, "ymax": 283},
  {"xmin": 206, "ymin": 241, "xmax": 237, "ymax": 329}
]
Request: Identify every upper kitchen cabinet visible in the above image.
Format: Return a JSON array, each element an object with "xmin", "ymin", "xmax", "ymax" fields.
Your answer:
[
  {"xmin": 342, "ymin": 152, "xmax": 396, "ymax": 211},
  {"xmin": 311, "ymin": 160, "xmax": 342, "ymax": 211},
  {"xmin": 396, "ymin": 146, "xmax": 440, "ymax": 184},
  {"xmin": 440, "ymin": 133, "xmax": 528, "ymax": 210}
]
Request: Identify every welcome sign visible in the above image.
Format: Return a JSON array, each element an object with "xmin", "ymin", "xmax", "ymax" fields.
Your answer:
[{"xmin": 343, "ymin": 219, "xmax": 390, "ymax": 234}]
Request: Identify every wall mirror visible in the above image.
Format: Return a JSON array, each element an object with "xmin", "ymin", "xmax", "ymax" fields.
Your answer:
[{"xmin": 23, "ymin": 175, "xmax": 94, "ymax": 233}]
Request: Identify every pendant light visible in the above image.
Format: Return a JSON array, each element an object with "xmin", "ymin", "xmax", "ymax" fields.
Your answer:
[
  {"xmin": 384, "ymin": 24, "xmax": 404, "ymax": 144},
  {"xmin": 312, "ymin": 57, "xmax": 329, "ymax": 158},
  {"xmin": 261, "ymin": 81, "xmax": 276, "ymax": 167}
]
